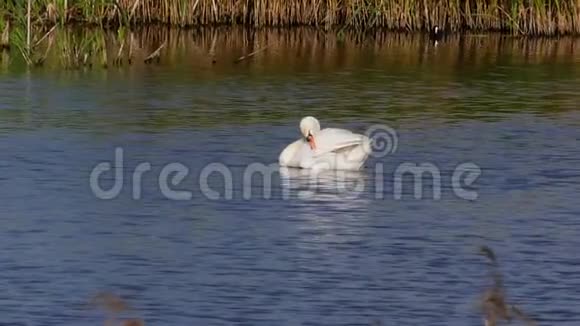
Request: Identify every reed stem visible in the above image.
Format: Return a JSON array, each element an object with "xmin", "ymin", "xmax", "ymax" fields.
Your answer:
[
  {"xmin": 3, "ymin": 1, "xmax": 580, "ymax": 38},
  {"xmin": 26, "ymin": 0, "xmax": 31, "ymax": 57}
]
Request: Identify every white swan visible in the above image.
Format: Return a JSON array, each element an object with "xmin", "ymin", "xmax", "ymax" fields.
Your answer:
[{"xmin": 279, "ymin": 116, "xmax": 372, "ymax": 171}]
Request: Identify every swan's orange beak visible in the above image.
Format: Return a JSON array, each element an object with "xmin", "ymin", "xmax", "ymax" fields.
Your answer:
[{"xmin": 306, "ymin": 135, "xmax": 316, "ymax": 150}]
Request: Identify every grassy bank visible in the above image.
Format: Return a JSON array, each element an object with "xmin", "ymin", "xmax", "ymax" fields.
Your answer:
[{"xmin": 0, "ymin": 0, "xmax": 579, "ymax": 36}]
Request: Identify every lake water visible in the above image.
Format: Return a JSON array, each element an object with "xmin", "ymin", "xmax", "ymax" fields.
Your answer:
[{"xmin": 1, "ymin": 28, "xmax": 579, "ymax": 325}]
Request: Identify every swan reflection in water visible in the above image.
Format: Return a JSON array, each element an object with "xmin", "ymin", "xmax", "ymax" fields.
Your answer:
[
  {"xmin": 278, "ymin": 167, "xmax": 372, "ymax": 248},
  {"xmin": 279, "ymin": 166, "xmax": 371, "ymax": 202}
]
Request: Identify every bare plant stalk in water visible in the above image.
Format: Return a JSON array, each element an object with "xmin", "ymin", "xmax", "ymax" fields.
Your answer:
[
  {"xmin": 234, "ymin": 45, "xmax": 268, "ymax": 63},
  {"xmin": 144, "ymin": 40, "xmax": 165, "ymax": 63},
  {"xmin": 90, "ymin": 292, "xmax": 145, "ymax": 326},
  {"xmin": 479, "ymin": 246, "xmax": 536, "ymax": 326}
]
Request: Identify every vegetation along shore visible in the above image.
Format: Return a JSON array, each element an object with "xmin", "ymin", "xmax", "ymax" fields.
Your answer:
[
  {"xmin": 0, "ymin": 1, "xmax": 578, "ymax": 69},
  {"xmin": 1, "ymin": 0, "xmax": 579, "ymax": 36}
]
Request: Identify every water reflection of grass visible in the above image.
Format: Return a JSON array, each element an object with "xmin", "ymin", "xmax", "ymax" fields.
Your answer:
[
  {"xmin": 0, "ymin": 28, "xmax": 578, "ymax": 132},
  {"xmin": 5, "ymin": 26, "xmax": 580, "ymax": 71},
  {"xmin": 5, "ymin": 26, "xmax": 166, "ymax": 69}
]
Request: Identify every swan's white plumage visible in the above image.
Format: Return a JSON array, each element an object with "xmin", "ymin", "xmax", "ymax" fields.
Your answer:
[{"xmin": 279, "ymin": 117, "xmax": 372, "ymax": 171}]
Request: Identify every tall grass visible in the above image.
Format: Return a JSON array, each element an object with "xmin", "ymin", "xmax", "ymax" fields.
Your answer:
[
  {"xmin": 0, "ymin": 0, "xmax": 579, "ymax": 35},
  {"xmin": 0, "ymin": 13, "xmax": 11, "ymax": 49}
]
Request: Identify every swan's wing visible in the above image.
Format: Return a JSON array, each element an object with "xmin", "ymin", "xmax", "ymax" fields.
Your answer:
[
  {"xmin": 281, "ymin": 128, "xmax": 371, "ymax": 170},
  {"xmin": 314, "ymin": 128, "xmax": 369, "ymax": 156},
  {"xmin": 279, "ymin": 138, "xmax": 309, "ymax": 167}
]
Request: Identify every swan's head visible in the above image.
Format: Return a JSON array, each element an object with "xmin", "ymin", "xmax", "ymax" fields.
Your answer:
[
  {"xmin": 300, "ymin": 116, "xmax": 320, "ymax": 150},
  {"xmin": 300, "ymin": 116, "xmax": 320, "ymax": 137},
  {"xmin": 434, "ymin": 26, "xmax": 439, "ymax": 34}
]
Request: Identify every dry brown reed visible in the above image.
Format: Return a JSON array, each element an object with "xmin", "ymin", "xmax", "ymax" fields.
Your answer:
[
  {"xmin": 3, "ymin": 0, "xmax": 580, "ymax": 35},
  {"xmin": 0, "ymin": 17, "xmax": 10, "ymax": 50}
]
